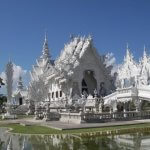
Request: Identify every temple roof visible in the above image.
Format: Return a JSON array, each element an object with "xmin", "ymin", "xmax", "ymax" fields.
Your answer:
[
  {"xmin": 46, "ymin": 35, "xmax": 108, "ymax": 82},
  {"xmin": 55, "ymin": 36, "xmax": 93, "ymax": 71},
  {"xmin": 30, "ymin": 33, "xmax": 54, "ymax": 82},
  {"xmin": 13, "ymin": 89, "xmax": 28, "ymax": 97}
]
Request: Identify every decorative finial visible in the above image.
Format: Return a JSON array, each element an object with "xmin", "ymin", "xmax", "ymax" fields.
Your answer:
[
  {"xmin": 45, "ymin": 30, "xmax": 48, "ymax": 42},
  {"xmin": 88, "ymin": 34, "xmax": 92, "ymax": 41},
  {"xmin": 126, "ymin": 43, "xmax": 130, "ymax": 55},
  {"xmin": 126, "ymin": 43, "xmax": 129, "ymax": 50},
  {"xmin": 94, "ymin": 89, "xmax": 98, "ymax": 97},
  {"xmin": 41, "ymin": 30, "xmax": 51, "ymax": 59},
  {"xmin": 144, "ymin": 44, "xmax": 146, "ymax": 51},
  {"xmin": 17, "ymin": 75, "xmax": 24, "ymax": 90},
  {"xmin": 143, "ymin": 45, "xmax": 147, "ymax": 58},
  {"xmin": 70, "ymin": 34, "xmax": 74, "ymax": 40}
]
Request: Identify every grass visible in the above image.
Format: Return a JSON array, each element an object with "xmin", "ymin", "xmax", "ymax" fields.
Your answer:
[{"xmin": 0, "ymin": 123, "xmax": 150, "ymax": 135}]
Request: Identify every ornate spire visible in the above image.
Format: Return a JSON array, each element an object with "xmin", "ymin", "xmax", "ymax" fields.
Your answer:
[
  {"xmin": 126, "ymin": 43, "xmax": 130, "ymax": 56},
  {"xmin": 124, "ymin": 43, "xmax": 132, "ymax": 62},
  {"xmin": 17, "ymin": 76, "xmax": 24, "ymax": 90},
  {"xmin": 42, "ymin": 32, "xmax": 51, "ymax": 59},
  {"xmin": 143, "ymin": 45, "xmax": 147, "ymax": 58},
  {"xmin": 6, "ymin": 61, "xmax": 13, "ymax": 103}
]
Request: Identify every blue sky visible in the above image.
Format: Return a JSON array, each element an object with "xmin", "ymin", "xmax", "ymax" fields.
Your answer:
[{"xmin": 0, "ymin": 0, "xmax": 150, "ymax": 74}]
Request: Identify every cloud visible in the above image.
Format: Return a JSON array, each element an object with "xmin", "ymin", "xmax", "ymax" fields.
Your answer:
[
  {"xmin": 104, "ymin": 52, "xmax": 116, "ymax": 67},
  {"xmin": 12, "ymin": 63, "xmax": 27, "ymax": 85},
  {"xmin": 0, "ymin": 63, "xmax": 29, "ymax": 94},
  {"xmin": 104, "ymin": 52, "xmax": 118, "ymax": 75}
]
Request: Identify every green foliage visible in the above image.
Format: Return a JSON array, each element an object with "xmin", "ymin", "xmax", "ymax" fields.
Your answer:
[
  {"xmin": 0, "ymin": 94, "xmax": 7, "ymax": 106},
  {"xmin": 0, "ymin": 77, "xmax": 5, "ymax": 88},
  {"xmin": 0, "ymin": 94, "xmax": 7, "ymax": 113},
  {"xmin": 0, "ymin": 139, "xmax": 4, "ymax": 150}
]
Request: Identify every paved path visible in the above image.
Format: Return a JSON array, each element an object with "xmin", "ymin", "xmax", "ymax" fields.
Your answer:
[
  {"xmin": 1, "ymin": 118, "xmax": 150, "ymax": 130},
  {"xmin": 44, "ymin": 119, "xmax": 150, "ymax": 130}
]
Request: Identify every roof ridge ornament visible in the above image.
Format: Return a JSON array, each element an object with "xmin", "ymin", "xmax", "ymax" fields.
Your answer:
[
  {"xmin": 143, "ymin": 45, "xmax": 147, "ymax": 58},
  {"xmin": 42, "ymin": 31, "xmax": 51, "ymax": 59}
]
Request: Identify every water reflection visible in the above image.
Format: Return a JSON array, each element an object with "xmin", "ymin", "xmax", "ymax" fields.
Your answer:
[{"xmin": 0, "ymin": 128, "xmax": 150, "ymax": 150}]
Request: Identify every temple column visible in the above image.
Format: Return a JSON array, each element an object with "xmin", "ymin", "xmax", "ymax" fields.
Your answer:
[
  {"xmin": 97, "ymin": 81, "xmax": 101, "ymax": 95},
  {"xmin": 123, "ymin": 102, "xmax": 127, "ymax": 118},
  {"xmin": 135, "ymin": 98, "xmax": 140, "ymax": 112},
  {"xmin": 112, "ymin": 100, "xmax": 117, "ymax": 119},
  {"xmin": 109, "ymin": 107, "xmax": 112, "ymax": 113}
]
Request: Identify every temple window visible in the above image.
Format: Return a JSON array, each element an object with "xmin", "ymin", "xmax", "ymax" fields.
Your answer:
[
  {"xmin": 82, "ymin": 79, "xmax": 88, "ymax": 94},
  {"xmin": 56, "ymin": 91, "xmax": 58, "ymax": 98},
  {"xmin": 60, "ymin": 91, "xmax": 62, "ymax": 97},
  {"xmin": 19, "ymin": 97, "xmax": 23, "ymax": 105},
  {"xmin": 52, "ymin": 92, "xmax": 54, "ymax": 98}
]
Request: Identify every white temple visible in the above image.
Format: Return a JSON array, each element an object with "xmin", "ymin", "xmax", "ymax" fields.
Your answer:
[
  {"xmin": 28, "ymin": 34, "xmax": 114, "ymax": 108},
  {"xmin": 104, "ymin": 45, "xmax": 150, "ymax": 112},
  {"xmin": 13, "ymin": 76, "xmax": 27, "ymax": 105},
  {"xmin": 28, "ymin": 33, "xmax": 150, "ymax": 116}
]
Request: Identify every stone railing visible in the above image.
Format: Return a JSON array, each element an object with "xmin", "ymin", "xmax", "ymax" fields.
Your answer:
[
  {"xmin": 59, "ymin": 111, "xmax": 150, "ymax": 124},
  {"xmin": 34, "ymin": 105, "xmax": 60, "ymax": 121},
  {"xmin": 60, "ymin": 112, "xmax": 84, "ymax": 124},
  {"xmin": 83, "ymin": 111, "xmax": 150, "ymax": 122},
  {"xmin": 103, "ymin": 92, "xmax": 117, "ymax": 102},
  {"xmin": 117, "ymin": 87, "xmax": 133, "ymax": 94}
]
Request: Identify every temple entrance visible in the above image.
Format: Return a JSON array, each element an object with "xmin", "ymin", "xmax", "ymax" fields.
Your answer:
[
  {"xmin": 19, "ymin": 97, "xmax": 23, "ymax": 105},
  {"xmin": 82, "ymin": 70, "xmax": 97, "ymax": 95}
]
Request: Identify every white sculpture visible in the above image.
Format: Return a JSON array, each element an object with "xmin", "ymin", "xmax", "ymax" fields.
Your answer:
[
  {"xmin": 104, "ymin": 45, "xmax": 150, "ymax": 112},
  {"xmin": 28, "ymin": 77, "xmax": 48, "ymax": 104},
  {"xmin": 28, "ymin": 33, "xmax": 52, "ymax": 104},
  {"xmin": 6, "ymin": 61, "xmax": 13, "ymax": 104},
  {"xmin": 2, "ymin": 61, "xmax": 17, "ymax": 119},
  {"xmin": 116, "ymin": 45, "xmax": 150, "ymax": 88}
]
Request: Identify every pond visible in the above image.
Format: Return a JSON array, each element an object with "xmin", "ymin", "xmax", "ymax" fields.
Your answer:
[{"xmin": 0, "ymin": 128, "xmax": 150, "ymax": 150}]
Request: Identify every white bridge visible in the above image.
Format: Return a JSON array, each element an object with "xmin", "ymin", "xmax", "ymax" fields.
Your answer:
[{"xmin": 104, "ymin": 86, "xmax": 150, "ymax": 106}]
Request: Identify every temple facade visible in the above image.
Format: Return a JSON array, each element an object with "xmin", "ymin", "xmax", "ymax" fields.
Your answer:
[
  {"xmin": 46, "ymin": 36, "xmax": 114, "ymax": 105},
  {"xmin": 28, "ymin": 35, "xmax": 114, "ymax": 106},
  {"xmin": 13, "ymin": 76, "xmax": 27, "ymax": 105},
  {"xmin": 104, "ymin": 46, "xmax": 150, "ymax": 112}
]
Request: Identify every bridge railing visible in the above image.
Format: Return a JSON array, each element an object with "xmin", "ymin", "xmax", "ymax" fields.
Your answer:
[{"xmin": 82, "ymin": 111, "xmax": 150, "ymax": 122}]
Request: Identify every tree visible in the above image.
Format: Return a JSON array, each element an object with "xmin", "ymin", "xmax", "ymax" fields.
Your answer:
[
  {"xmin": 0, "ymin": 77, "xmax": 5, "ymax": 88},
  {"xmin": 0, "ymin": 94, "xmax": 7, "ymax": 113}
]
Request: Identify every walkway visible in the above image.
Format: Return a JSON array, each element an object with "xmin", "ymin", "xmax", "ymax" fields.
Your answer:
[{"xmin": 1, "ymin": 118, "xmax": 150, "ymax": 130}]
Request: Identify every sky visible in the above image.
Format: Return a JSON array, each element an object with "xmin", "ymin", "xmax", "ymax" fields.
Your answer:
[{"xmin": 0, "ymin": 0, "xmax": 150, "ymax": 88}]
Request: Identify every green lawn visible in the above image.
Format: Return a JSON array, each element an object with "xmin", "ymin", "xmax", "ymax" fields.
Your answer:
[
  {"xmin": 17, "ymin": 114, "xmax": 34, "ymax": 119},
  {"xmin": 0, "ymin": 123, "xmax": 150, "ymax": 135}
]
